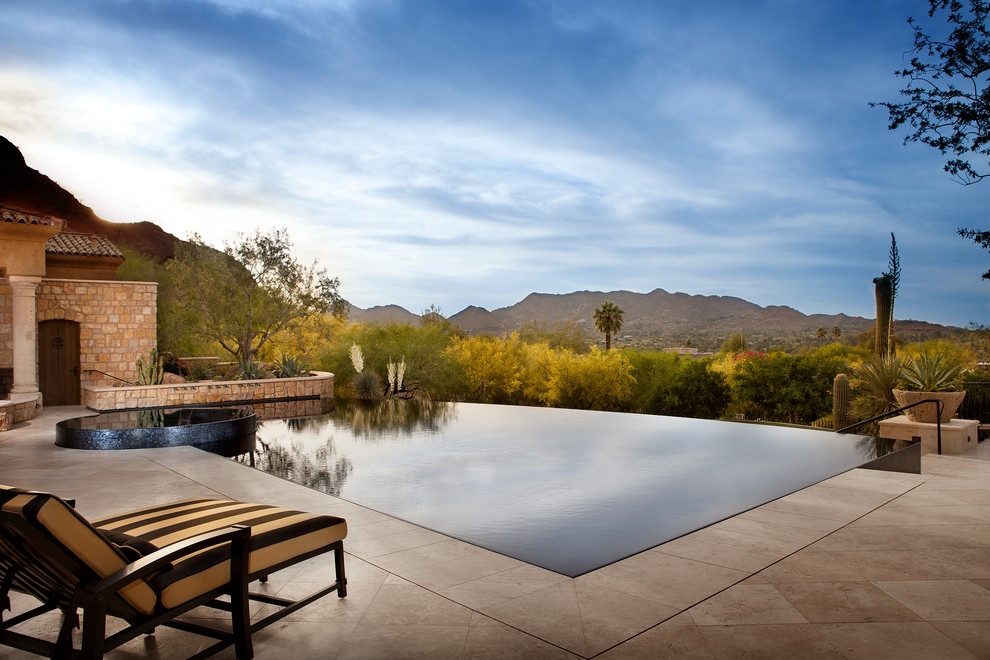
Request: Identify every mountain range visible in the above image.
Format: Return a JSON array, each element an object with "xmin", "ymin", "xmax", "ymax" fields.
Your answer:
[
  {"xmin": 1, "ymin": 135, "xmax": 963, "ymax": 351},
  {"xmin": 351, "ymin": 290, "xmax": 962, "ymax": 351}
]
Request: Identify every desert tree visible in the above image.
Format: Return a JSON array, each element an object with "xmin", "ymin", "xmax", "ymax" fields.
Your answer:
[
  {"xmin": 421, "ymin": 304, "xmax": 465, "ymax": 337},
  {"xmin": 720, "ymin": 332, "xmax": 747, "ymax": 354},
  {"xmin": 592, "ymin": 300, "xmax": 624, "ymax": 350},
  {"xmin": 871, "ymin": 0, "xmax": 990, "ymax": 274},
  {"xmin": 165, "ymin": 229, "xmax": 347, "ymax": 363}
]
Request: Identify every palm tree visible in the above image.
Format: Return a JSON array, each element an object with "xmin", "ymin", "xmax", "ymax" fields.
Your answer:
[{"xmin": 593, "ymin": 300, "xmax": 624, "ymax": 350}]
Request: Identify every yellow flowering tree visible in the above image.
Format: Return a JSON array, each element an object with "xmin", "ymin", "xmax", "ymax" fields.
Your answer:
[{"xmin": 446, "ymin": 334, "xmax": 525, "ymax": 403}]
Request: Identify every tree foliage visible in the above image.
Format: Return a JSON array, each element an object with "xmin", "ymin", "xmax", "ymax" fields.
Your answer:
[
  {"xmin": 517, "ymin": 319, "xmax": 593, "ymax": 353},
  {"xmin": 544, "ymin": 348, "xmax": 635, "ymax": 411},
  {"xmin": 592, "ymin": 300, "xmax": 624, "ymax": 350},
  {"xmin": 421, "ymin": 304, "xmax": 465, "ymax": 337},
  {"xmin": 872, "ymin": 1, "xmax": 990, "ymax": 275},
  {"xmin": 719, "ymin": 332, "xmax": 747, "ymax": 354},
  {"xmin": 115, "ymin": 242, "xmax": 195, "ymax": 356},
  {"xmin": 444, "ymin": 334, "xmax": 635, "ymax": 410},
  {"xmin": 446, "ymin": 334, "xmax": 525, "ymax": 404},
  {"xmin": 165, "ymin": 229, "xmax": 346, "ymax": 362},
  {"xmin": 872, "ymin": 0, "xmax": 990, "ymax": 185},
  {"xmin": 959, "ymin": 228, "xmax": 990, "ymax": 278},
  {"xmin": 315, "ymin": 321, "xmax": 466, "ymax": 401}
]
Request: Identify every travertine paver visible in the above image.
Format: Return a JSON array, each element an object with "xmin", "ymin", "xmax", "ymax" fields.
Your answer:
[{"xmin": 0, "ymin": 406, "xmax": 987, "ymax": 659}]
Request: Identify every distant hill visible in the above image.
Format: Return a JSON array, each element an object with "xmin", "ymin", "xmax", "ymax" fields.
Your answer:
[
  {"xmin": 448, "ymin": 289, "xmax": 865, "ymax": 336},
  {"xmin": 348, "ymin": 305, "xmax": 421, "ymax": 325},
  {"xmin": 443, "ymin": 290, "xmax": 962, "ymax": 351},
  {"xmin": 346, "ymin": 290, "xmax": 961, "ymax": 352},
  {"xmin": 0, "ymin": 136, "xmax": 181, "ymax": 261},
  {"xmin": 347, "ymin": 289, "xmax": 962, "ymax": 353}
]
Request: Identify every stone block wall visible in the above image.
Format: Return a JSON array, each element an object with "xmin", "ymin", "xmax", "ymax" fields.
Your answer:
[
  {"xmin": 35, "ymin": 279, "xmax": 157, "ymax": 384},
  {"xmin": 0, "ymin": 394, "xmax": 43, "ymax": 425},
  {"xmin": 82, "ymin": 371, "xmax": 334, "ymax": 412}
]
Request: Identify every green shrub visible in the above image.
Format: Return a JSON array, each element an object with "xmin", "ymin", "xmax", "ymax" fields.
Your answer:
[
  {"xmin": 731, "ymin": 351, "xmax": 846, "ymax": 424},
  {"xmin": 641, "ymin": 358, "xmax": 731, "ymax": 419},
  {"xmin": 317, "ymin": 322, "xmax": 467, "ymax": 401}
]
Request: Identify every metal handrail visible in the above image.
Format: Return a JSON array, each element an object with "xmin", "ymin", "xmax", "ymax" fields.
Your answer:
[
  {"xmin": 83, "ymin": 369, "xmax": 134, "ymax": 386},
  {"xmin": 837, "ymin": 398, "xmax": 945, "ymax": 454}
]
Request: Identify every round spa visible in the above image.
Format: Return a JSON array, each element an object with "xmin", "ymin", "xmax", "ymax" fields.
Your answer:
[{"xmin": 56, "ymin": 407, "xmax": 256, "ymax": 457}]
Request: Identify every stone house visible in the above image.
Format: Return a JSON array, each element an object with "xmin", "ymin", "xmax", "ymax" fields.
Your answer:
[{"xmin": 0, "ymin": 204, "xmax": 157, "ymax": 422}]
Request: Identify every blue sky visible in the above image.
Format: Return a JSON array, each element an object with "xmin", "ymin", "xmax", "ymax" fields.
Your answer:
[{"xmin": 1, "ymin": 0, "xmax": 988, "ymax": 327}]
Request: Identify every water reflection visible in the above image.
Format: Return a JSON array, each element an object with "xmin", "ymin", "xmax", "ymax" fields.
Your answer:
[
  {"xmin": 333, "ymin": 398, "xmax": 455, "ymax": 441},
  {"xmin": 235, "ymin": 436, "xmax": 354, "ymax": 497},
  {"xmin": 856, "ymin": 435, "xmax": 898, "ymax": 459},
  {"xmin": 277, "ymin": 398, "xmax": 457, "ymax": 443},
  {"xmin": 240, "ymin": 400, "xmax": 897, "ymax": 576},
  {"xmin": 239, "ymin": 399, "xmax": 454, "ymax": 495}
]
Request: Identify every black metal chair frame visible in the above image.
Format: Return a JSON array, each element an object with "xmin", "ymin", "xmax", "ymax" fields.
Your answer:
[{"xmin": 0, "ymin": 509, "xmax": 347, "ymax": 659}]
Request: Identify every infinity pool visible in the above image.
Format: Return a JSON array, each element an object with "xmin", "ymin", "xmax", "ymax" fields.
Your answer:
[{"xmin": 243, "ymin": 399, "xmax": 885, "ymax": 576}]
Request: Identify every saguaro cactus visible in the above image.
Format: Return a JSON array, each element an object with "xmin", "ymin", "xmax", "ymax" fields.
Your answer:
[
  {"xmin": 833, "ymin": 373, "xmax": 851, "ymax": 430},
  {"xmin": 873, "ymin": 274, "xmax": 892, "ymax": 359}
]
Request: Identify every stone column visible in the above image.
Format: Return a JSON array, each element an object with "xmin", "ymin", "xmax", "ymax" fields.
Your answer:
[{"xmin": 9, "ymin": 275, "xmax": 41, "ymax": 395}]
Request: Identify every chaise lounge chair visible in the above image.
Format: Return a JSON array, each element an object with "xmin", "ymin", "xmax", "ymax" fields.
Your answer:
[{"xmin": 0, "ymin": 484, "xmax": 347, "ymax": 659}]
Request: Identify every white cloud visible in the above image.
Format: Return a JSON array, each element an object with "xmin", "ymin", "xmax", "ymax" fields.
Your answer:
[{"xmin": 0, "ymin": 0, "xmax": 986, "ymax": 325}]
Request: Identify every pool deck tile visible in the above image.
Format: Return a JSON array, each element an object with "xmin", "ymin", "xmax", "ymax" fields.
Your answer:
[{"xmin": 1, "ymin": 405, "xmax": 988, "ymax": 659}]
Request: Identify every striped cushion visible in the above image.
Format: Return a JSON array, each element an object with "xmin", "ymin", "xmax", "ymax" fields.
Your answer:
[
  {"xmin": 0, "ymin": 485, "xmax": 158, "ymax": 615},
  {"xmin": 93, "ymin": 499, "xmax": 347, "ymax": 609}
]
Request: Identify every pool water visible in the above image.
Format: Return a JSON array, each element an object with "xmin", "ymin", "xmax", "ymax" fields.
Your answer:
[{"xmin": 244, "ymin": 399, "xmax": 884, "ymax": 576}]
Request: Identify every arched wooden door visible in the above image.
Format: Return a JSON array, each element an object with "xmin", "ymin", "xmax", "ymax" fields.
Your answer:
[{"xmin": 38, "ymin": 319, "xmax": 81, "ymax": 405}]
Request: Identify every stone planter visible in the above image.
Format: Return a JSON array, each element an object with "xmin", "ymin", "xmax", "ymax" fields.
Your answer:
[{"xmin": 892, "ymin": 389, "xmax": 966, "ymax": 423}]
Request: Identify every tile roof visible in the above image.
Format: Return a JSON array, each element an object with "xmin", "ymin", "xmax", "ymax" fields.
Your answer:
[
  {"xmin": 0, "ymin": 204, "xmax": 65, "ymax": 228},
  {"xmin": 45, "ymin": 231, "xmax": 124, "ymax": 259}
]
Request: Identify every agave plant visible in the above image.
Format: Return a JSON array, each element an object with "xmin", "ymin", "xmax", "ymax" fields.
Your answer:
[
  {"xmin": 274, "ymin": 354, "xmax": 310, "ymax": 378},
  {"xmin": 185, "ymin": 359, "xmax": 217, "ymax": 382},
  {"xmin": 238, "ymin": 359, "xmax": 272, "ymax": 380},
  {"xmin": 901, "ymin": 349, "xmax": 964, "ymax": 392}
]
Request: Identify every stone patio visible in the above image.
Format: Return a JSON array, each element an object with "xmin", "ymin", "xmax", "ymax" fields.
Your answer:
[{"xmin": 1, "ymin": 406, "xmax": 988, "ymax": 659}]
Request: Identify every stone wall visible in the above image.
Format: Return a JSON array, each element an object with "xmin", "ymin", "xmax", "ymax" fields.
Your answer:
[
  {"xmin": 82, "ymin": 371, "xmax": 334, "ymax": 413},
  {"xmin": 35, "ymin": 279, "xmax": 157, "ymax": 384},
  {"xmin": 0, "ymin": 393, "xmax": 42, "ymax": 427}
]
